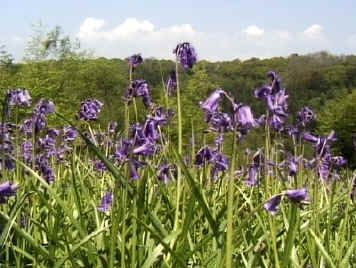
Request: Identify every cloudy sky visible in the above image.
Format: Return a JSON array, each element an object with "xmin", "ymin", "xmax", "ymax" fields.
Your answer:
[{"xmin": 1, "ymin": 0, "xmax": 356, "ymax": 61}]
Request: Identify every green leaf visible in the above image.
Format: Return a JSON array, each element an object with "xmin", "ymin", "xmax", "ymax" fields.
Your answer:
[
  {"xmin": 142, "ymin": 231, "xmax": 181, "ymax": 268},
  {"xmin": 0, "ymin": 211, "xmax": 50, "ymax": 260},
  {"xmin": 0, "ymin": 193, "xmax": 28, "ymax": 247},
  {"xmin": 54, "ymin": 226, "xmax": 108, "ymax": 268},
  {"xmin": 308, "ymin": 229, "xmax": 336, "ymax": 268},
  {"xmin": 340, "ymin": 240, "xmax": 356, "ymax": 267},
  {"xmin": 173, "ymin": 150, "xmax": 221, "ymax": 247}
]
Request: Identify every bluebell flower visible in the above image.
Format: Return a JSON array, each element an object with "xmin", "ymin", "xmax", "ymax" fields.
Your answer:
[
  {"xmin": 158, "ymin": 164, "xmax": 176, "ymax": 183},
  {"xmin": 284, "ymin": 188, "xmax": 309, "ymax": 203},
  {"xmin": 0, "ymin": 181, "xmax": 18, "ymax": 203},
  {"xmin": 246, "ymin": 165, "xmax": 259, "ymax": 186},
  {"xmin": 128, "ymin": 54, "xmax": 143, "ymax": 69},
  {"xmin": 125, "ymin": 79, "xmax": 152, "ymax": 108},
  {"xmin": 211, "ymin": 152, "xmax": 229, "ymax": 179},
  {"xmin": 133, "ymin": 138, "xmax": 156, "ymax": 156},
  {"xmin": 98, "ymin": 191, "xmax": 113, "ymax": 212},
  {"xmin": 297, "ymin": 106, "xmax": 315, "ymax": 127},
  {"xmin": 264, "ymin": 195, "xmax": 282, "ymax": 215},
  {"xmin": 233, "ymin": 104, "xmax": 258, "ymax": 130},
  {"xmin": 94, "ymin": 159, "xmax": 107, "ymax": 172},
  {"xmin": 195, "ymin": 146, "xmax": 215, "ymax": 166},
  {"xmin": 23, "ymin": 140, "xmax": 33, "ymax": 164},
  {"xmin": 34, "ymin": 99, "xmax": 56, "ymax": 115},
  {"xmin": 209, "ymin": 112, "xmax": 233, "ymax": 132},
  {"xmin": 79, "ymin": 99, "xmax": 103, "ymax": 121},
  {"xmin": 130, "ymin": 158, "xmax": 146, "ymax": 180},
  {"xmin": 63, "ymin": 126, "xmax": 78, "ymax": 142},
  {"xmin": 200, "ymin": 89, "xmax": 226, "ymax": 116},
  {"xmin": 173, "ymin": 42, "xmax": 197, "ymax": 70},
  {"xmin": 7, "ymin": 88, "xmax": 31, "ymax": 107}
]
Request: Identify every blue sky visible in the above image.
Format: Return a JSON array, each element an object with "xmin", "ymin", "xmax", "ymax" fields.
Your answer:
[{"xmin": 1, "ymin": 0, "xmax": 356, "ymax": 61}]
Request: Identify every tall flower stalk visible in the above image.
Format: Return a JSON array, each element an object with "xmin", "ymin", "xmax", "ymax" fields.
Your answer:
[
  {"xmin": 226, "ymin": 131, "xmax": 236, "ymax": 268},
  {"xmin": 173, "ymin": 50, "xmax": 182, "ymax": 231},
  {"xmin": 172, "ymin": 42, "xmax": 197, "ymax": 230}
]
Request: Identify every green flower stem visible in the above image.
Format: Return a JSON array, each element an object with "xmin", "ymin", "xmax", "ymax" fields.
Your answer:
[
  {"xmin": 226, "ymin": 131, "xmax": 236, "ymax": 268},
  {"xmin": 174, "ymin": 58, "xmax": 182, "ymax": 231}
]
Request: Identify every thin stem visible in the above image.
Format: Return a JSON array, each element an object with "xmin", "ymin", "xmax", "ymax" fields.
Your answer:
[
  {"xmin": 174, "ymin": 57, "xmax": 182, "ymax": 231},
  {"xmin": 226, "ymin": 131, "xmax": 236, "ymax": 268}
]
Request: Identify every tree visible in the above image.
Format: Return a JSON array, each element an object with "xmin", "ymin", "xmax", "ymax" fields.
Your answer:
[
  {"xmin": 0, "ymin": 44, "xmax": 14, "ymax": 67},
  {"xmin": 24, "ymin": 23, "xmax": 92, "ymax": 61},
  {"xmin": 318, "ymin": 90, "xmax": 356, "ymax": 166}
]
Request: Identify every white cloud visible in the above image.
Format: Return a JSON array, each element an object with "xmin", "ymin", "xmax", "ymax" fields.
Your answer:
[
  {"xmin": 77, "ymin": 17, "xmax": 199, "ymax": 59},
  {"xmin": 78, "ymin": 18, "xmax": 105, "ymax": 39},
  {"xmin": 243, "ymin": 25, "xmax": 264, "ymax": 37},
  {"xmin": 111, "ymin": 18, "xmax": 154, "ymax": 39},
  {"xmin": 78, "ymin": 17, "xmax": 155, "ymax": 41},
  {"xmin": 303, "ymin": 24, "xmax": 323, "ymax": 39},
  {"xmin": 74, "ymin": 18, "xmax": 335, "ymax": 61}
]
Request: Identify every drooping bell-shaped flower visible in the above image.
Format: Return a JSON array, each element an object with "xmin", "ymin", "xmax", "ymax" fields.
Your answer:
[
  {"xmin": 158, "ymin": 163, "xmax": 176, "ymax": 183},
  {"xmin": 330, "ymin": 156, "xmax": 347, "ymax": 167},
  {"xmin": 287, "ymin": 155, "xmax": 301, "ymax": 176},
  {"xmin": 211, "ymin": 152, "xmax": 229, "ymax": 179},
  {"xmin": 209, "ymin": 112, "xmax": 233, "ymax": 132},
  {"xmin": 125, "ymin": 79, "xmax": 152, "ymax": 108},
  {"xmin": 133, "ymin": 138, "xmax": 156, "ymax": 156},
  {"xmin": 234, "ymin": 104, "xmax": 258, "ymax": 129},
  {"xmin": 143, "ymin": 120, "xmax": 160, "ymax": 141},
  {"xmin": 266, "ymin": 89, "xmax": 288, "ymax": 117},
  {"xmin": 200, "ymin": 89, "xmax": 226, "ymax": 117},
  {"xmin": 173, "ymin": 42, "xmax": 197, "ymax": 70},
  {"xmin": 0, "ymin": 181, "xmax": 19, "ymax": 203},
  {"xmin": 98, "ymin": 191, "xmax": 113, "ymax": 212},
  {"xmin": 284, "ymin": 188, "xmax": 309, "ymax": 203},
  {"xmin": 264, "ymin": 195, "xmax": 282, "ymax": 215},
  {"xmin": 114, "ymin": 139, "xmax": 133, "ymax": 163},
  {"xmin": 297, "ymin": 106, "xmax": 315, "ymax": 127},
  {"xmin": 255, "ymin": 71, "xmax": 282, "ymax": 99},
  {"xmin": 48, "ymin": 128, "xmax": 60, "ymax": 138},
  {"xmin": 39, "ymin": 134, "xmax": 56, "ymax": 153},
  {"xmin": 200, "ymin": 88, "xmax": 226, "ymax": 122},
  {"xmin": 22, "ymin": 119, "xmax": 33, "ymax": 135},
  {"xmin": 23, "ymin": 140, "xmax": 33, "ymax": 164},
  {"xmin": 267, "ymin": 71, "xmax": 282, "ymax": 94},
  {"xmin": 128, "ymin": 54, "xmax": 143, "ymax": 69},
  {"xmin": 286, "ymin": 125, "xmax": 300, "ymax": 139},
  {"xmin": 195, "ymin": 146, "xmax": 215, "ymax": 166},
  {"xmin": 303, "ymin": 132, "xmax": 319, "ymax": 143},
  {"xmin": 40, "ymin": 163, "xmax": 55, "ymax": 182},
  {"xmin": 63, "ymin": 126, "xmax": 78, "ymax": 142},
  {"xmin": 318, "ymin": 155, "xmax": 331, "ymax": 180},
  {"xmin": 246, "ymin": 165, "xmax": 259, "ymax": 186},
  {"xmin": 34, "ymin": 99, "xmax": 56, "ymax": 115},
  {"xmin": 79, "ymin": 99, "xmax": 103, "ymax": 121},
  {"xmin": 151, "ymin": 107, "xmax": 174, "ymax": 126},
  {"xmin": 7, "ymin": 88, "xmax": 31, "ymax": 107},
  {"xmin": 130, "ymin": 158, "xmax": 146, "ymax": 180},
  {"xmin": 94, "ymin": 159, "xmax": 107, "ymax": 172}
]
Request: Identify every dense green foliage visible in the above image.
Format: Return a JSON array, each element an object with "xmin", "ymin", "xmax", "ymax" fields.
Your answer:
[{"xmin": 1, "ymin": 51, "xmax": 356, "ymax": 164}]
